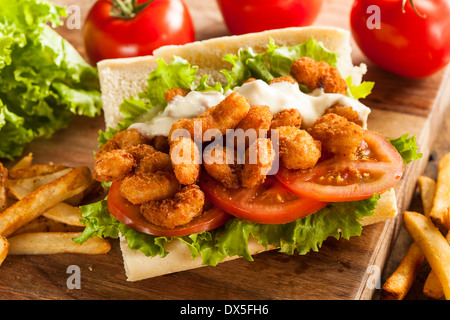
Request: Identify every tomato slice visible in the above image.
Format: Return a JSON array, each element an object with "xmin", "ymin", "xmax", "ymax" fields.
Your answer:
[
  {"xmin": 276, "ymin": 130, "xmax": 404, "ymax": 202},
  {"xmin": 199, "ymin": 173, "xmax": 328, "ymax": 224},
  {"xmin": 107, "ymin": 181, "xmax": 232, "ymax": 237}
]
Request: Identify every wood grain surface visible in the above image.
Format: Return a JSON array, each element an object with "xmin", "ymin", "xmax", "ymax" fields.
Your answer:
[{"xmin": 1, "ymin": 0, "xmax": 449, "ymax": 300}]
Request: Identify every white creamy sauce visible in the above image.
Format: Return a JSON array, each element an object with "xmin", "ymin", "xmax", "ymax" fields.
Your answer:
[{"xmin": 131, "ymin": 79, "xmax": 371, "ymax": 138}]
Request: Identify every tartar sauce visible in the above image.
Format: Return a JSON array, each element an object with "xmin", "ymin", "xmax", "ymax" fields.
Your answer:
[{"xmin": 130, "ymin": 79, "xmax": 371, "ymax": 138}]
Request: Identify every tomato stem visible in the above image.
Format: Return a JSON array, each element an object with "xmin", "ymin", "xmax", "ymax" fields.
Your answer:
[
  {"xmin": 110, "ymin": 0, "xmax": 156, "ymax": 19},
  {"xmin": 401, "ymin": 0, "xmax": 426, "ymax": 18}
]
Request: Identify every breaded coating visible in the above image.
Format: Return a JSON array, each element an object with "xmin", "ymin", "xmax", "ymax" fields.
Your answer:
[
  {"xmin": 308, "ymin": 113, "xmax": 364, "ymax": 159},
  {"xmin": 241, "ymin": 138, "xmax": 275, "ymax": 188},
  {"xmin": 203, "ymin": 146, "xmax": 241, "ymax": 189},
  {"xmin": 276, "ymin": 126, "xmax": 321, "ymax": 170},
  {"xmin": 140, "ymin": 185, "xmax": 205, "ymax": 229},
  {"xmin": 269, "ymin": 75, "xmax": 296, "ymax": 85},
  {"xmin": 236, "ymin": 105, "xmax": 273, "ymax": 135},
  {"xmin": 93, "ymin": 149, "xmax": 136, "ymax": 182},
  {"xmin": 122, "ymin": 144, "xmax": 157, "ymax": 162},
  {"xmin": 290, "ymin": 57, "xmax": 348, "ymax": 94},
  {"xmin": 242, "ymin": 77, "xmax": 256, "ymax": 84},
  {"xmin": 325, "ymin": 104, "xmax": 363, "ymax": 127},
  {"xmin": 120, "ymin": 171, "xmax": 181, "ymax": 204},
  {"xmin": 151, "ymin": 135, "xmax": 170, "ymax": 153},
  {"xmin": 164, "ymin": 87, "xmax": 190, "ymax": 103},
  {"xmin": 135, "ymin": 151, "xmax": 172, "ymax": 175},
  {"xmin": 95, "ymin": 129, "xmax": 149, "ymax": 160},
  {"xmin": 170, "ymin": 137, "xmax": 201, "ymax": 185},
  {"xmin": 168, "ymin": 92, "xmax": 250, "ymax": 143},
  {"xmin": 271, "ymin": 109, "xmax": 302, "ymax": 129}
]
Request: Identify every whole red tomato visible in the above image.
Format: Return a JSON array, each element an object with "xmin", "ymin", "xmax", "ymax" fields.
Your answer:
[
  {"xmin": 83, "ymin": 0, "xmax": 195, "ymax": 64},
  {"xmin": 351, "ymin": 0, "xmax": 450, "ymax": 78},
  {"xmin": 217, "ymin": 0, "xmax": 323, "ymax": 35}
]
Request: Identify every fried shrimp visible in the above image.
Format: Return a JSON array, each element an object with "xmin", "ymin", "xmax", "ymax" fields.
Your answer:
[
  {"xmin": 120, "ymin": 171, "xmax": 181, "ymax": 204},
  {"xmin": 271, "ymin": 109, "xmax": 302, "ymax": 129},
  {"xmin": 308, "ymin": 113, "xmax": 364, "ymax": 159},
  {"xmin": 236, "ymin": 105, "xmax": 273, "ymax": 136},
  {"xmin": 290, "ymin": 57, "xmax": 348, "ymax": 94},
  {"xmin": 140, "ymin": 184, "xmax": 205, "ymax": 229},
  {"xmin": 93, "ymin": 149, "xmax": 136, "ymax": 182},
  {"xmin": 268, "ymin": 75, "xmax": 296, "ymax": 85},
  {"xmin": 203, "ymin": 146, "xmax": 241, "ymax": 189},
  {"xmin": 95, "ymin": 128, "xmax": 149, "ymax": 160},
  {"xmin": 241, "ymin": 138, "xmax": 275, "ymax": 188},
  {"xmin": 168, "ymin": 92, "xmax": 250, "ymax": 143},
  {"xmin": 164, "ymin": 87, "xmax": 190, "ymax": 103},
  {"xmin": 170, "ymin": 137, "xmax": 201, "ymax": 185},
  {"xmin": 277, "ymin": 126, "xmax": 322, "ymax": 170},
  {"xmin": 325, "ymin": 104, "xmax": 363, "ymax": 127}
]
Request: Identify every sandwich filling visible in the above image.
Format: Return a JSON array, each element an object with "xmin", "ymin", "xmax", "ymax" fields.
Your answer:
[{"xmin": 74, "ymin": 38, "xmax": 421, "ymax": 266}]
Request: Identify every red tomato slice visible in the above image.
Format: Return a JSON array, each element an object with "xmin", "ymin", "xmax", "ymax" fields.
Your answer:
[
  {"xmin": 199, "ymin": 173, "xmax": 328, "ymax": 224},
  {"xmin": 107, "ymin": 181, "xmax": 232, "ymax": 237},
  {"xmin": 276, "ymin": 130, "xmax": 404, "ymax": 202}
]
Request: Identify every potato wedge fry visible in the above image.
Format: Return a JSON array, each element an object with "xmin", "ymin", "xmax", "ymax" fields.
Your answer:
[
  {"xmin": 380, "ymin": 242, "xmax": 425, "ymax": 300},
  {"xmin": 429, "ymin": 153, "xmax": 450, "ymax": 229},
  {"xmin": 0, "ymin": 166, "xmax": 92, "ymax": 237},
  {"xmin": 8, "ymin": 168, "xmax": 72, "ymax": 200},
  {"xmin": 10, "ymin": 153, "xmax": 33, "ymax": 171},
  {"xmin": 403, "ymin": 211, "xmax": 450, "ymax": 299},
  {"xmin": 7, "ymin": 232, "xmax": 110, "ymax": 255},
  {"xmin": 43, "ymin": 202, "xmax": 85, "ymax": 227},
  {"xmin": 0, "ymin": 163, "xmax": 7, "ymax": 212},
  {"xmin": 0, "ymin": 235, "xmax": 8, "ymax": 266},
  {"xmin": 423, "ymin": 231, "xmax": 450, "ymax": 299},
  {"xmin": 8, "ymin": 164, "xmax": 68, "ymax": 180},
  {"xmin": 11, "ymin": 216, "xmax": 83, "ymax": 236},
  {"xmin": 418, "ymin": 176, "xmax": 436, "ymax": 218}
]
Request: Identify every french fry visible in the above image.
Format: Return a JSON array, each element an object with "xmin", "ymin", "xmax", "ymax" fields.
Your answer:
[
  {"xmin": 8, "ymin": 168, "xmax": 72, "ymax": 200},
  {"xmin": 11, "ymin": 216, "xmax": 83, "ymax": 236},
  {"xmin": 0, "ymin": 166, "xmax": 92, "ymax": 238},
  {"xmin": 7, "ymin": 232, "xmax": 110, "ymax": 255},
  {"xmin": 380, "ymin": 242, "xmax": 425, "ymax": 300},
  {"xmin": 0, "ymin": 163, "xmax": 7, "ymax": 212},
  {"xmin": 8, "ymin": 164, "xmax": 68, "ymax": 180},
  {"xmin": 429, "ymin": 153, "xmax": 450, "ymax": 229},
  {"xmin": 0, "ymin": 235, "xmax": 8, "ymax": 266},
  {"xmin": 418, "ymin": 176, "xmax": 436, "ymax": 218},
  {"xmin": 43, "ymin": 202, "xmax": 85, "ymax": 227},
  {"xmin": 10, "ymin": 153, "xmax": 33, "ymax": 171},
  {"xmin": 423, "ymin": 231, "xmax": 450, "ymax": 299},
  {"xmin": 403, "ymin": 211, "xmax": 450, "ymax": 300}
]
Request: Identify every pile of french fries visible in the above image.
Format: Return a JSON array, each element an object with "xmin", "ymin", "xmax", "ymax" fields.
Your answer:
[
  {"xmin": 381, "ymin": 153, "xmax": 450, "ymax": 300},
  {"xmin": 0, "ymin": 153, "xmax": 110, "ymax": 267}
]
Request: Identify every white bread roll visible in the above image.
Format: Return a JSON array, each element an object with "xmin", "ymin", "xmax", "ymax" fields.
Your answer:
[{"xmin": 97, "ymin": 26, "xmax": 397, "ymax": 281}]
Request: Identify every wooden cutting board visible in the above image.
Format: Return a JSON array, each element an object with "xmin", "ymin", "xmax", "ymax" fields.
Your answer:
[{"xmin": 1, "ymin": 0, "xmax": 449, "ymax": 300}]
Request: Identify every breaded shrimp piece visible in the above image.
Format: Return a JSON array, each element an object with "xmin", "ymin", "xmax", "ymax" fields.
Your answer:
[
  {"xmin": 120, "ymin": 171, "xmax": 181, "ymax": 204},
  {"xmin": 269, "ymin": 75, "xmax": 296, "ymax": 85},
  {"xmin": 135, "ymin": 151, "xmax": 172, "ymax": 175},
  {"xmin": 325, "ymin": 104, "xmax": 363, "ymax": 127},
  {"xmin": 151, "ymin": 135, "xmax": 170, "ymax": 153},
  {"xmin": 96, "ymin": 129, "xmax": 149, "ymax": 160},
  {"xmin": 169, "ymin": 92, "xmax": 251, "ymax": 143},
  {"xmin": 164, "ymin": 87, "xmax": 190, "ymax": 103},
  {"xmin": 236, "ymin": 105, "xmax": 273, "ymax": 136},
  {"xmin": 122, "ymin": 144, "xmax": 157, "ymax": 162},
  {"xmin": 308, "ymin": 113, "xmax": 364, "ymax": 159},
  {"xmin": 203, "ymin": 146, "xmax": 241, "ymax": 189},
  {"xmin": 170, "ymin": 137, "xmax": 201, "ymax": 185},
  {"xmin": 277, "ymin": 126, "xmax": 321, "ymax": 170},
  {"xmin": 93, "ymin": 149, "xmax": 136, "ymax": 182},
  {"xmin": 290, "ymin": 57, "xmax": 348, "ymax": 94},
  {"xmin": 140, "ymin": 185, "xmax": 205, "ymax": 229},
  {"xmin": 241, "ymin": 138, "xmax": 275, "ymax": 188},
  {"xmin": 271, "ymin": 109, "xmax": 302, "ymax": 129}
]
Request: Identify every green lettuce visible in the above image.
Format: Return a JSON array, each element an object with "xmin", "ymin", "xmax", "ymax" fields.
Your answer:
[
  {"xmin": 389, "ymin": 134, "xmax": 423, "ymax": 164},
  {"xmin": 0, "ymin": 0, "xmax": 102, "ymax": 160},
  {"xmin": 75, "ymin": 37, "xmax": 420, "ymax": 265}
]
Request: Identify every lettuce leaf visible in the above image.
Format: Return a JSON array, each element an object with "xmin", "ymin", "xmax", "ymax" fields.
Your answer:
[
  {"xmin": 389, "ymin": 133, "xmax": 423, "ymax": 164},
  {"xmin": 73, "ymin": 195, "xmax": 379, "ymax": 266},
  {"xmin": 0, "ymin": 0, "xmax": 101, "ymax": 160}
]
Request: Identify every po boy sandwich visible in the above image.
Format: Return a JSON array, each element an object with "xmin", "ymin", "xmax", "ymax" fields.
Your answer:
[{"xmin": 73, "ymin": 26, "xmax": 421, "ymax": 281}]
